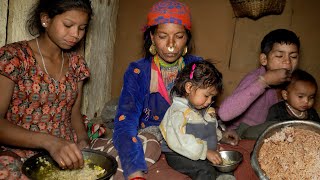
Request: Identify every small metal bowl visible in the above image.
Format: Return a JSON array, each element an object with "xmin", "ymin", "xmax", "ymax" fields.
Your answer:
[
  {"xmin": 212, "ymin": 150, "xmax": 243, "ymax": 173},
  {"xmin": 251, "ymin": 120, "xmax": 320, "ymax": 180},
  {"xmin": 22, "ymin": 149, "xmax": 117, "ymax": 180}
]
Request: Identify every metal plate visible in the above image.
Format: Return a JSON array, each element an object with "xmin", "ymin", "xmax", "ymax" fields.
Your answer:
[
  {"xmin": 22, "ymin": 149, "xmax": 117, "ymax": 180},
  {"xmin": 251, "ymin": 120, "xmax": 320, "ymax": 180}
]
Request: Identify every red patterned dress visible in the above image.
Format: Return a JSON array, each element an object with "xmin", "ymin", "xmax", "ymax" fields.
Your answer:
[{"xmin": 0, "ymin": 41, "xmax": 90, "ymax": 179}]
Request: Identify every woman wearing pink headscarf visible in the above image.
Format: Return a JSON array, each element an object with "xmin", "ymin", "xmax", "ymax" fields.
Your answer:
[{"xmin": 113, "ymin": 0, "xmax": 205, "ymax": 179}]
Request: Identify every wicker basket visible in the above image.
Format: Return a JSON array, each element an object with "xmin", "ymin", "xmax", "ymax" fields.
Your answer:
[{"xmin": 230, "ymin": 0, "xmax": 286, "ymax": 19}]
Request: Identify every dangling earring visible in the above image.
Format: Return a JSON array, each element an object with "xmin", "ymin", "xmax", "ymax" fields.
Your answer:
[
  {"xmin": 149, "ymin": 43, "xmax": 157, "ymax": 55},
  {"xmin": 42, "ymin": 22, "xmax": 46, "ymax": 27},
  {"xmin": 182, "ymin": 46, "xmax": 188, "ymax": 56}
]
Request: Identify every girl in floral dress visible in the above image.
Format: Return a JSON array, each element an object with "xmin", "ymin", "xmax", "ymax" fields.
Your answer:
[{"xmin": 0, "ymin": 0, "xmax": 93, "ymax": 179}]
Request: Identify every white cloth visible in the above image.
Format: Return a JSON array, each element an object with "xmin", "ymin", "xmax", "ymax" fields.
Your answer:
[{"xmin": 160, "ymin": 97, "xmax": 222, "ymax": 160}]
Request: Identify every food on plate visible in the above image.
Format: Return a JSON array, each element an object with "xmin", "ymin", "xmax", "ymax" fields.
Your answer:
[
  {"xmin": 258, "ymin": 127, "xmax": 320, "ymax": 179},
  {"xmin": 221, "ymin": 158, "xmax": 235, "ymax": 166},
  {"xmin": 35, "ymin": 157, "xmax": 105, "ymax": 180}
]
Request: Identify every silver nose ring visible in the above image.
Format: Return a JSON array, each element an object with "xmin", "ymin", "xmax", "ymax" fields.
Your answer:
[{"xmin": 168, "ymin": 46, "xmax": 174, "ymax": 52}]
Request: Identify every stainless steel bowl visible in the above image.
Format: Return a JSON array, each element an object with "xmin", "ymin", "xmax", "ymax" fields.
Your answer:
[
  {"xmin": 22, "ymin": 149, "xmax": 117, "ymax": 180},
  {"xmin": 251, "ymin": 120, "xmax": 320, "ymax": 180},
  {"xmin": 212, "ymin": 150, "xmax": 243, "ymax": 173}
]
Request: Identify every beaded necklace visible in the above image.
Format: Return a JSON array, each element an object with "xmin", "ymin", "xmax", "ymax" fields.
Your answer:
[{"xmin": 285, "ymin": 102, "xmax": 305, "ymax": 118}]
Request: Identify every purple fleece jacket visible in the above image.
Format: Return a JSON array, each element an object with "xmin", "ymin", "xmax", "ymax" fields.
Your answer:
[{"xmin": 218, "ymin": 66, "xmax": 279, "ymax": 129}]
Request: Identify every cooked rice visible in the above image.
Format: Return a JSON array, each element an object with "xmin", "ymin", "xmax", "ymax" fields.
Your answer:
[
  {"xmin": 222, "ymin": 158, "xmax": 235, "ymax": 165},
  {"xmin": 258, "ymin": 127, "xmax": 320, "ymax": 180},
  {"xmin": 37, "ymin": 158, "xmax": 105, "ymax": 180}
]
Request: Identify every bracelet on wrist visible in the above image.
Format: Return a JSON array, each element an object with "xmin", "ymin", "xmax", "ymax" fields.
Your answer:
[{"xmin": 130, "ymin": 177, "xmax": 146, "ymax": 180}]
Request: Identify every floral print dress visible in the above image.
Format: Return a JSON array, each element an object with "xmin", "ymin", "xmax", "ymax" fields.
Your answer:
[{"xmin": 0, "ymin": 41, "xmax": 90, "ymax": 179}]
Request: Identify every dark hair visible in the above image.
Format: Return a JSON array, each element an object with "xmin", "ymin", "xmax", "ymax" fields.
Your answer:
[
  {"xmin": 143, "ymin": 25, "xmax": 193, "ymax": 58},
  {"xmin": 285, "ymin": 69, "xmax": 318, "ymax": 92},
  {"xmin": 260, "ymin": 29, "xmax": 300, "ymax": 55},
  {"xmin": 27, "ymin": 0, "xmax": 93, "ymax": 36},
  {"xmin": 171, "ymin": 60, "xmax": 223, "ymax": 97}
]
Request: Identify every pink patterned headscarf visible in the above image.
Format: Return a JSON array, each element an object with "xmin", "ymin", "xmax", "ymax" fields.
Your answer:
[{"xmin": 146, "ymin": 0, "xmax": 191, "ymax": 31}]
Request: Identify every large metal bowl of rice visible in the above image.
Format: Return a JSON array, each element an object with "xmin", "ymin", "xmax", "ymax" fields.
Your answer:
[
  {"xmin": 251, "ymin": 120, "xmax": 320, "ymax": 180},
  {"xmin": 22, "ymin": 149, "xmax": 117, "ymax": 180}
]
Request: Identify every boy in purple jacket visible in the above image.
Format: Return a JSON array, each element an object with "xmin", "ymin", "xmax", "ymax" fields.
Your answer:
[{"xmin": 218, "ymin": 29, "xmax": 300, "ymax": 139}]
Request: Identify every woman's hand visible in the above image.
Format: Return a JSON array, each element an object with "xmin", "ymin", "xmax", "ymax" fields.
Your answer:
[
  {"xmin": 220, "ymin": 129, "xmax": 240, "ymax": 146},
  {"xmin": 77, "ymin": 138, "xmax": 90, "ymax": 150},
  {"xmin": 46, "ymin": 137, "xmax": 84, "ymax": 170},
  {"xmin": 207, "ymin": 149, "xmax": 222, "ymax": 165}
]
